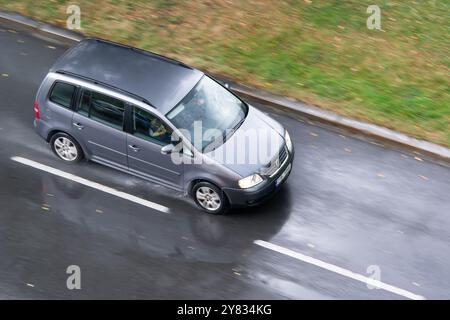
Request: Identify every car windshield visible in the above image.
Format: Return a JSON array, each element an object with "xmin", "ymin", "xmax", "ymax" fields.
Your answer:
[{"xmin": 166, "ymin": 75, "xmax": 248, "ymax": 152}]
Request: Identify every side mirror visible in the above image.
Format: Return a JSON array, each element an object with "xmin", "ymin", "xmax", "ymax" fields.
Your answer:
[{"xmin": 161, "ymin": 143, "xmax": 175, "ymax": 155}]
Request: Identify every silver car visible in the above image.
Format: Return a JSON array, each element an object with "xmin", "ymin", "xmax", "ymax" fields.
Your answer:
[{"xmin": 34, "ymin": 38, "xmax": 294, "ymax": 214}]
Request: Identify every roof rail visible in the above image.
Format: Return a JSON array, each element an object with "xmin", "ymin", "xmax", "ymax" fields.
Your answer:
[
  {"xmin": 55, "ymin": 70, "xmax": 154, "ymax": 107},
  {"xmin": 87, "ymin": 37, "xmax": 193, "ymax": 70}
]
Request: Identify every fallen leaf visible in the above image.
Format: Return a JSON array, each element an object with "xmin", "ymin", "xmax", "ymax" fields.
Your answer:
[
  {"xmin": 309, "ymin": 132, "xmax": 318, "ymax": 137},
  {"xmin": 414, "ymin": 156, "xmax": 423, "ymax": 162},
  {"xmin": 418, "ymin": 175, "xmax": 428, "ymax": 180}
]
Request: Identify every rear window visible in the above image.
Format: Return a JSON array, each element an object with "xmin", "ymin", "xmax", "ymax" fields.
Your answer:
[{"xmin": 49, "ymin": 82, "xmax": 76, "ymax": 109}]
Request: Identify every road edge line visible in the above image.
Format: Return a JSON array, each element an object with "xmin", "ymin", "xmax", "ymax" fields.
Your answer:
[
  {"xmin": 254, "ymin": 240, "xmax": 425, "ymax": 300},
  {"xmin": 11, "ymin": 156, "xmax": 170, "ymax": 214}
]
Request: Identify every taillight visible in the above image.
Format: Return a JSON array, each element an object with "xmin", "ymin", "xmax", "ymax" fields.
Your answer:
[{"xmin": 34, "ymin": 100, "xmax": 40, "ymax": 120}]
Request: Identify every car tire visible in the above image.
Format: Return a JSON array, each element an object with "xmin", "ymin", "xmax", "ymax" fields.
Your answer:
[
  {"xmin": 192, "ymin": 181, "xmax": 229, "ymax": 215},
  {"xmin": 50, "ymin": 132, "xmax": 83, "ymax": 163}
]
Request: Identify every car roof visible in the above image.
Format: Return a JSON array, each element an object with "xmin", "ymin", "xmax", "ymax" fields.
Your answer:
[{"xmin": 50, "ymin": 38, "xmax": 204, "ymax": 114}]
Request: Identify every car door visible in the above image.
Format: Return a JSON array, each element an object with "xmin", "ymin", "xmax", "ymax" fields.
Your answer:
[
  {"xmin": 71, "ymin": 88, "xmax": 128, "ymax": 169},
  {"xmin": 126, "ymin": 106, "xmax": 183, "ymax": 190}
]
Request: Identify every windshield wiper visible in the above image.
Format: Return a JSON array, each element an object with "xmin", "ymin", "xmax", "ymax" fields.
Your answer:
[
  {"xmin": 232, "ymin": 116, "xmax": 246, "ymax": 132},
  {"xmin": 203, "ymin": 116, "xmax": 246, "ymax": 153}
]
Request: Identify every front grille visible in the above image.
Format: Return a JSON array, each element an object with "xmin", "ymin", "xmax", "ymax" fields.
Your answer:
[
  {"xmin": 279, "ymin": 145, "xmax": 288, "ymax": 163},
  {"xmin": 261, "ymin": 145, "xmax": 288, "ymax": 177}
]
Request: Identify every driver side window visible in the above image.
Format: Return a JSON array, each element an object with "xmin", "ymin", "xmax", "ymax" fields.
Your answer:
[{"xmin": 132, "ymin": 107, "xmax": 173, "ymax": 145}]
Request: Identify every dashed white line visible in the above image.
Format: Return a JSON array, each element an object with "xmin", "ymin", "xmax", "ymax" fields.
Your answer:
[
  {"xmin": 254, "ymin": 240, "xmax": 425, "ymax": 300},
  {"xmin": 11, "ymin": 156, "xmax": 170, "ymax": 214}
]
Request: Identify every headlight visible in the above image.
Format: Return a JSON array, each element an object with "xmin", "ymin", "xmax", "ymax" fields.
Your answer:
[
  {"xmin": 285, "ymin": 130, "xmax": 293, "ymax": 153},
  {"xmin": 238, "ymin": 174, "xmax": 263, "ymax": 189}
]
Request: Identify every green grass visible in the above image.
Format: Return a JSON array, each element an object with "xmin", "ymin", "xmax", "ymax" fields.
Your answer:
[{"xmin": 1, "ymin": 0, "xmax": 448, "ymax": 146}]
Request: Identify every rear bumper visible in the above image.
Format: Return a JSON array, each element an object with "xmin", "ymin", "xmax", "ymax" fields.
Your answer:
[
  {"xmin": 223, "ymin": 150, "xmax": 294, "ymax": 207},
  {"xmin": 34, "ymin": 119, "xmax": 49, "ymax": 140}
]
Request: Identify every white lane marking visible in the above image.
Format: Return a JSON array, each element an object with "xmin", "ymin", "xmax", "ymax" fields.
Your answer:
[
  {"xmin": 11, "ymin": 157, "xmax": 170, "ymax": 214},
  {"xmin": 254, "ymin": 240, "xmax": 425, "ymax": 300}
]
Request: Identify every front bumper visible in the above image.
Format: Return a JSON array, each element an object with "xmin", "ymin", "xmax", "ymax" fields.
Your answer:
[{"xmin": 223, "ymin": 149, "xmax": 294, "ymax": 207}]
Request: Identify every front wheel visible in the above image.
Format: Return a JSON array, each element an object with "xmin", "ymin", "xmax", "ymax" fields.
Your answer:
[{"xmin": 192, "ymin": 182, "xmax": 229, "ymax": 215}]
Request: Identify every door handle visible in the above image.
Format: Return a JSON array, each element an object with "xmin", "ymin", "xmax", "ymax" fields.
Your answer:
[
  {"xmin": 73, "ymin": 122, "xmax": 84, "ymax": 130},
  {"xmin": 129, "ymin": 144, "xmax": 140, "ymax": 152}
]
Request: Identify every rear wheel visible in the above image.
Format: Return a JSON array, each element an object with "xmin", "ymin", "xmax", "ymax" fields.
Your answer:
[
  {"xmin": 50, "ymin": 133, "xmax": 83, "ymax": 163},
  {"xmin": 192, "ymin": 182, "xmax": 229, "ymax": 215}
]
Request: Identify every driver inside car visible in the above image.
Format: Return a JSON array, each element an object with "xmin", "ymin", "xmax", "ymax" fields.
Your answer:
[{"xmin": 148, "ymin": 117, "xmax": 171, "ymax": 143}]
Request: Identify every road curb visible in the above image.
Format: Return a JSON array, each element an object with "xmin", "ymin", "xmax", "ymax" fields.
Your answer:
[
  {"xmin": 1, "ymin": 10, "xmax": 449, "ymax": 162},
  {"xmin": 0, "ymin": 11, "xmax": 84, "ymax": 42}
]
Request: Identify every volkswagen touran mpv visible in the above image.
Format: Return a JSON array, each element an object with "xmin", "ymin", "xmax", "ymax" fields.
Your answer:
[{"xmin": 34, "ymin": 38, "xmax": 294, "ymax": 214}]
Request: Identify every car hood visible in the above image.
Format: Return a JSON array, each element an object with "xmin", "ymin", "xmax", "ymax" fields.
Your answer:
[{"xmin": 205, "ymin": 106, "xmax": 285, "ymax": 177}]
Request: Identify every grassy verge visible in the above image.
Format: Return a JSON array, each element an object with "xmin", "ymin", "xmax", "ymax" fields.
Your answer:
[{"xmin": 1, "ymin": 0, "xmax": 448, "ymax": 146}]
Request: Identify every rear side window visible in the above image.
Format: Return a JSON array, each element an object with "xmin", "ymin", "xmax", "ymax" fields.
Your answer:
[
  {"xmin": 77, "ymin": 89, "xmax": 125, "ymax": 130},
  {"xmin": 49, "ymin": 82, "xmax": 76, "ymax": 109}
]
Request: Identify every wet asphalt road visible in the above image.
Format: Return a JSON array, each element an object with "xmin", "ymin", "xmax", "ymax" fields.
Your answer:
[{"xmin": 0, "ymin": 19, "xmax": 449, "ymax": 300}]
